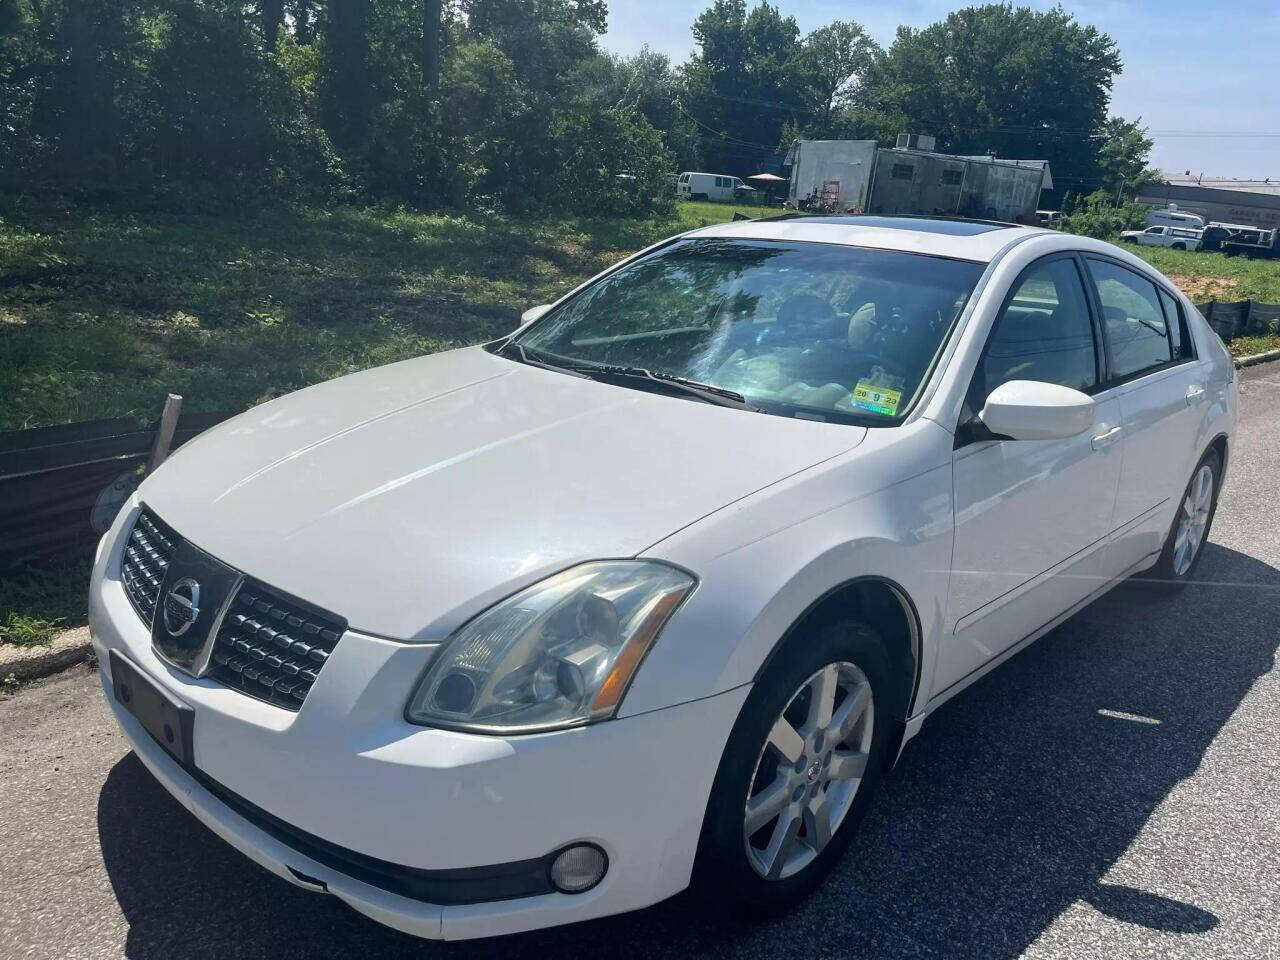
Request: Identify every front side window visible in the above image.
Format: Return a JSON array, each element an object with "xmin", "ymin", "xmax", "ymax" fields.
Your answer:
[
  {"xmin": 510, "ymin": 239, "xmax": 984, "ymax": 424},
  {"xmin": 1087, "ymin": 259, "xmax": 1173, "ymax": 380},
  {"xmin": 972, "ymin": 258, "xmax": 1098, "ymax": 404}
]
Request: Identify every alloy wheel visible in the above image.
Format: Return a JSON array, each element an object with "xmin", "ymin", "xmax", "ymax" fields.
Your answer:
[
  {"xmin": 1173, "ymin": 463, "xmax": 1214, "ymax": 576},
  {"xmin": 743, "ymin": 661, "xmax": 874, "ymax": 880}
]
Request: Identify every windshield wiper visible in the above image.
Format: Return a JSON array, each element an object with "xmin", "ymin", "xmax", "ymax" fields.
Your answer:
[
  {"xmin": 568, "ymin": 363, "xmax": 759, "ymax": 412},
  {"xmin": 499, "ymin": 341, "xmax": 757, "ymax": 411},
  {"xmin": 499, "ymin": 340, "xmax": 588, "ymax": 378}
]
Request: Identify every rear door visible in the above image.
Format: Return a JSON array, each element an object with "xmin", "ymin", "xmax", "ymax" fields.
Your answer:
[
  {"xmin": 941, "ymin": 254, "xmax": 1123, "ymax": 692},
  {"xmin": 1084, "ymin": 256, "xmax": 1205, "ymax": 571}
]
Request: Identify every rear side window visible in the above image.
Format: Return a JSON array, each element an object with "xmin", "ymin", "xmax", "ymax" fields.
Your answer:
[
  {"xmin": 974, "ymin": 258, "xmax": 1098, "ymax": 401},
  {"xmin": 1087, "ymin": 259, "xmax": 1173, "ymax": 380},
  {"xmin": 1158, "ymin": 287, "xmax": 1193, "ymax": 360}
]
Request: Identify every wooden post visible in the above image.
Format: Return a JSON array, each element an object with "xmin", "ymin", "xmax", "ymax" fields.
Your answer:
[{"xmin": 148, "ymin": 394, "xmax": 183, "ymax": 472}]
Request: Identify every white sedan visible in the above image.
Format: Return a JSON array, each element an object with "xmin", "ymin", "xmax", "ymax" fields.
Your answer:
[{"xmin": 90, "ymin": 215, "xmax": 1236, "ymax": 940}]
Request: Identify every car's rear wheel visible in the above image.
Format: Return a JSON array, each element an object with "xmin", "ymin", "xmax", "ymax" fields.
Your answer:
[
  {"xmin": 1171, "ymin": 242, "xmax": 1186, "ymax": 250},
  {"xmin": 694, "ymin": 618, "xmax": 892, "ymax": 910},
  {"xmin": 1147, "ymin": 449, "xmax": 1221, "ymax": 587}
]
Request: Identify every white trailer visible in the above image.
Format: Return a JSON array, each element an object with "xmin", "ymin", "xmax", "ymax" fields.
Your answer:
[{"xmin": 784, "ymin": 140, "xmax": 878, "ymax": 213}]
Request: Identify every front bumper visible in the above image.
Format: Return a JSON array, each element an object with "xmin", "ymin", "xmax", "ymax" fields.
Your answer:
[{"xmin": 91, "ymin": 514, "xmax": 748, "ymax": 940}]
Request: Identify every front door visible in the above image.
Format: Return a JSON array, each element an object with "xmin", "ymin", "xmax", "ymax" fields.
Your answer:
[{"xmin": 938, "ymin": 255, "xmax": 1123, "ymax": 694}]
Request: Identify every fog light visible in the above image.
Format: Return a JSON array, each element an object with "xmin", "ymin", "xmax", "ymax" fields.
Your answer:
[{"xmin": 549, "ymin": 843, "xmax": 607, "ymax": 894}]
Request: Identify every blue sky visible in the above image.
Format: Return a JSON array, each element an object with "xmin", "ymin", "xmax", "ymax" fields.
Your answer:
[{"xmin": 602, "ymin": 0, "xmax": 1280, "ymax": 178}]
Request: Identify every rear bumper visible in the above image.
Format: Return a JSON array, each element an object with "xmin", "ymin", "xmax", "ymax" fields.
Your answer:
[{"xmin": 91, "ymin": 510, "xmax": 749, "ymax": 940}]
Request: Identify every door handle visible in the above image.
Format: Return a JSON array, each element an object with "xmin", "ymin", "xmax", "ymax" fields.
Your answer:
[
  {"xmin": 1091, "ymin": 425, "xmax": 1122, "ymax": 450},
  {"xmin": 1186, "ymin": 384, "xmax": 1207, "ymax": 405}
]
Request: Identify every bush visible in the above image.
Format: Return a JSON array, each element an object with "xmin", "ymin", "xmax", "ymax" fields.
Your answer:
[
  {"xmin": 1057, "ymin": 191, "xmax": 1148, "ymax": 239},
  {"xmin": 553, "ymin": 106, "xmax": 675, "ymax": 217}
]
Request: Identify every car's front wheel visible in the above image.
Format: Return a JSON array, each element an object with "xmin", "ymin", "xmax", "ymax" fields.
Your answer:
[{"xmin": 694, "ymin": 618, "xmax": 892, "ymax": 910}]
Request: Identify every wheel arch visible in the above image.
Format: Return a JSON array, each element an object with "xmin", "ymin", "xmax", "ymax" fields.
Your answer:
[
  {"xmin": 752, "ymin": 575, "xmax": 922, "ymax": 768},
  {"xmin": 1208, "ymin": 431, "xmax": 1228, "ymax": 472}
]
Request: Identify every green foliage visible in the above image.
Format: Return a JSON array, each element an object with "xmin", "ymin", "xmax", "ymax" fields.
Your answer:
[
  {"xmin": 1096, "ymin": 116, "xmax": 1162, "ymax": 197},
  {"xmin": 867, "ymin": 4, "xmax": 1122, "ymax": 194},
  {"xmin": 0, "ymin": 556, "xmax": 91, "ymax": 645},
  {"xmin": 796, "ymin": 21, "xmax": 877, "ymax": 138},
  {"xmin": 0, "ymin": 200, "xmax": 753, "ymax": 432},
  {"xmin": 554, "ymin": 106, "xmax": 676, "ymax": 216},
  {"xmin": 1056, "ymin": 190, "xmax": 1148, "ymax": 238},
  {"xmin": 680, "ymin": 1, "xmax": 806, "ymax": 173},
  {"xmin": 0, "ymin": 0, "xmax": 1149, "ymax": 218}
]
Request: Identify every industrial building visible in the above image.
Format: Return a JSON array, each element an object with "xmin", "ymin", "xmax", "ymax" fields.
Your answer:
[
  {"xmin": 1137, "ymin": 176, "xmax": 1280, "ymax": 230},
  {"xmin": 784, "ymin": 138, "xmax": 1052, "ymax": 223}
]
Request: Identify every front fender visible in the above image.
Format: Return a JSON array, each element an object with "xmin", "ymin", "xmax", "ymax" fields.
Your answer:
[{"xmin": 619, "ymin": 420, "xmax": 955, "ymax": 720}]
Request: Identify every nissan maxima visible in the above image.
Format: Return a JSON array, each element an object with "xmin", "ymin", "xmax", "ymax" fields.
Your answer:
[{"xmin": 90, "ymin": 215, "xmax": 1236, "ymax": 939}]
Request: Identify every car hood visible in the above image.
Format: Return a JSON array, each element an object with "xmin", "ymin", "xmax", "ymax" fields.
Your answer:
[{"xmin": 141, "ymin": 347, "xmax": 864, "ymax": 639}]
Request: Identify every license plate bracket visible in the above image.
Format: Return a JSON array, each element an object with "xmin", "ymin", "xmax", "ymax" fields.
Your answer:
[{"xmin": 110, "ymin": 650, "xmax": 195, "ymax": 768}]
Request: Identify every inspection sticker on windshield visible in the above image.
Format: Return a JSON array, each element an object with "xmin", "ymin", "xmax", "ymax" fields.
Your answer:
[{"xmin": 851, "ymin": 382, "xmax": 902, "ymax": 416}]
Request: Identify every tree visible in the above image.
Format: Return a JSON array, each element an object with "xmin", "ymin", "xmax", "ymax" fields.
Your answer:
[
  {"xmin": 421, "ymin": 0, "xmax": 443, "ymax": 91},
  {"xmin": 1096, "ymin": 116, "xmax": 1161, "ymax": 197},
  {"xmin": 869, "ymin": 4, "xmax": 1123, "ymax": 190},
  {"xmin": 680, "ymin": 1, "xmax": 806, "ymax": 175},
  {"xmin": 797, "ymin": 20, "xmax": 877, "ymax": 138},
  {"xmin": 259, "ymin": 0, "xmax": 285, "ymax": 50},
  {"xmin": 569, "ymin": 48, "xmax": 700, "ymax": 169},
  {"xmin": 320, "ymin": 0, "xmax": 373, "ymax": 151}
]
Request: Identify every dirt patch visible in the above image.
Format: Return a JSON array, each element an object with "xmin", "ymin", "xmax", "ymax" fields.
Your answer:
[{"xmin": 1167, "ymin": 274, "xmax": 1240, "ymax": 302}]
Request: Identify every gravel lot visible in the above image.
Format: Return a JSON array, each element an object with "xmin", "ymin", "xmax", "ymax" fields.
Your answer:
[{"xmin": 3, "ymin": 362, "xmax": 1278, "ymax": 960}]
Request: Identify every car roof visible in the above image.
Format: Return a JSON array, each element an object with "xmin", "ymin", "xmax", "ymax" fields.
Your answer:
[{"xmin": 686, "ymin": 214, "xmax": 1045, "ymax": 263}]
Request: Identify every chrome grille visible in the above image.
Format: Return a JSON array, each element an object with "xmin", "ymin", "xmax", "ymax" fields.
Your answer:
[
  {"xmin": 208, "ymin": 582, "xmax": 346, "ymax": 711},
  {"xmin": 120, "ymin": 511, "xmax": 178, "ymax": 625}
]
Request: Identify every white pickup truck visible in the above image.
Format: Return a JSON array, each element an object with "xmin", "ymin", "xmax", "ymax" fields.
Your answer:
[{"xmin": 1120, "ymin": 224, "xmax": 1203, "ymax": 251}]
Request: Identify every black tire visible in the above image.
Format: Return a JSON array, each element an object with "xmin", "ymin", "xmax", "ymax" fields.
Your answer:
[
  {"xmin": 693, "ymin": 618, "xmax": 895, "ymax": 912},
  {"xmin": 1171, "ymin": 242, "xmax": 1186, "ymax": 250},
  {"xmin": 1145, "ymin": 448, "xmax": 1222, "ymax": 589},
  {"xmin": 691, "ymin": 192, "xmax": 709, "ymax": 202}
]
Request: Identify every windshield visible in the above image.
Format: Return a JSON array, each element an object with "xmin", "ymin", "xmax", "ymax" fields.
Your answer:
[{"xmin": 510, "ymin": 238, "xmax": 984, "ymax": 424}]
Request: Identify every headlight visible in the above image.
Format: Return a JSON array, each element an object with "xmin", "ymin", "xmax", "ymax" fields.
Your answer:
[{"xmin": 406, "ymin": 561, "xmax": 695, "ymax": 734}]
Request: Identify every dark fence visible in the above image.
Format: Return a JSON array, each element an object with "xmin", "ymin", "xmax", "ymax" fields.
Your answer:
[
  {"xmin": 0, "ymin": 411, "xmax": 233, "ymax": 568},
  {"xmin": 1196, "ymin": 300, "xmax": 1280, "ymax": 343}
]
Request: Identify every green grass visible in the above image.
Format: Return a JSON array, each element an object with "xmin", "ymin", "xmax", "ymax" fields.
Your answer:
[
  {"xmin": 0, "ymin": 198, "xmax": 757, "ymax": 431},
  {"xmin": 0, "ymin": 556, "xmax": 90, "ymax": 646},
  {"xmin": 4, "ymin": 198, "xmax": 1274, "ymax": 434},
  {"xmin": 0, "ymin": 196, "xmax": 762, "ymax": 638},
  {"xmin": 1129, "ymin": 245, "xmax": 1280, "ymax": 304},
  {"xmin": 1227, "ymin": 334, "xmax": 1280, "ymax": 359}
]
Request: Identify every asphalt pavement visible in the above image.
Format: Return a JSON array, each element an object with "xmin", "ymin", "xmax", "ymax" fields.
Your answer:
[{"xmin": 3, "ymin": 362, "xmax": 1279, "ymax": 960}]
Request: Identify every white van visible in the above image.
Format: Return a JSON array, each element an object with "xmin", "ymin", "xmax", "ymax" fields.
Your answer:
[
  {"xmin": 1146, "ymin": 208, "xmax": 1206, "ymax": 230},
  {"xmin": 676, "ymin": 172, "xmax": 749, "ymax": 203}
]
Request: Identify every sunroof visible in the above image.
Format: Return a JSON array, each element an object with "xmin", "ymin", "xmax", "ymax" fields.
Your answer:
[{"xmin": 797, "ymin": 215, "xmax": 1015, "ymax": 236}]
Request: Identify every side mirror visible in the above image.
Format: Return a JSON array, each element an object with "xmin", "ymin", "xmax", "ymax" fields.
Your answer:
[
  {"xmin": 520, "ymin": 304, "xmax": 552, "ymax": 327},
  {"xmin": 978, "ymin": 380, "xmax": 1094, "ymax": 441}
]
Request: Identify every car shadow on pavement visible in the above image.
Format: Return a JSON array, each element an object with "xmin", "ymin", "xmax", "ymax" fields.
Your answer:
[{"xmin": 98, "ymin": 543, "xmax": 1279, "ymax": 959}]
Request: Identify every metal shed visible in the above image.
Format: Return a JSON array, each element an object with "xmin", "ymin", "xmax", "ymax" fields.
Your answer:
[{"xmin": 784, "ymin": 140, "xmax": 878, "ymax": 213}]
